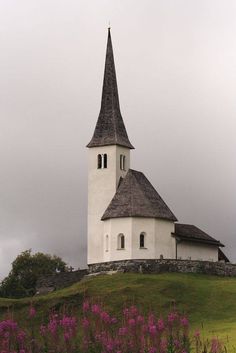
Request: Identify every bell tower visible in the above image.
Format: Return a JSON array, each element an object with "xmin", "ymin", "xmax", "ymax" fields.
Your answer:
[{"xmin": 87, "ymin": 29, "xmax": 134, "ymax": 264}]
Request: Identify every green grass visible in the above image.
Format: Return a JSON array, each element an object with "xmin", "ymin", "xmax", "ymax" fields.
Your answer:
[{"xmin": 0, "ymin": 273, "xmax": 236, "ymax": 351}]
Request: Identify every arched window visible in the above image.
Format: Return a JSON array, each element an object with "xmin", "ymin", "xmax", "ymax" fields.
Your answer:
[
  {"xmin": 140, "ymin": 232, "xmax": 146, "ymax": 248},
  {"xmin": 120, "ymin": 155, "xmax": 126, "ymax": 170},
  {"xmin": 97, "ymin": 154, "xmax": 108, "ymax": 169},
  {"xmin": 103, "ymin": 154, "xmax": 107, "ymax": 168},
  {"xmin": 105, "ymin": 234, "xmax": 109, "ymax": 252},
  {"xmin": 118, "ymin": 233, "xmax": 125, "ymax": 249},
  {"xmin": 98, "ymin": 154, "xmax": 102, "ymax": 169}
]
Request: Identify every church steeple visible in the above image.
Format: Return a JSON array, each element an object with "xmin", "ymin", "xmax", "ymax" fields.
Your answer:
[{"xmin": 87, "ymin": 28, "xmax": 134, "ymax": 149}]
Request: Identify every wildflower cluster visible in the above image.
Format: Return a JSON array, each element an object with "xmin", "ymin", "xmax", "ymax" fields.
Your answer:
[
  {"xmin": 82, "ymin": 302, "xmax": 191, "ymax": 353},
  {"xmin": 0, "ymin": 319, "xmax": 26, "ymax": 353},
  {"xmin": 0, "ymin": 301, "xmax": 226, "ymax": 353}
]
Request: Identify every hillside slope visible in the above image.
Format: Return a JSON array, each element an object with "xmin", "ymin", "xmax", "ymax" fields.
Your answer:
[{"xmin": 0, "ymin": 273, "xmax": 235, "ymax": 349}]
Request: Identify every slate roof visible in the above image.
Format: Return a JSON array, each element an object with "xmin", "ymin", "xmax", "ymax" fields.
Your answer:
[
  {"xmin": 87, "ymin": 28, "xmax": 134, "ymax": 149},
  {"xmin": 102, "ymin": 169, "xmax": 177, "ymax": 221},
  {"xmin": 173, "ymin": 223, "xmax": 224, "ymax": 247}
]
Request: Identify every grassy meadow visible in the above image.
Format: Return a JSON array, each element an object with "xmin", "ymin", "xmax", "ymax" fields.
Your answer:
[{"xmin": 0, "ymin": 272, "xmax": 236, "ymax": 351}]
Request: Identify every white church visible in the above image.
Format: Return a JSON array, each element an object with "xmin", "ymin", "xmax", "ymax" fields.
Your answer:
[{"xmin": 87, "ymin": 29, "xmax": 226, "ymax": 266}]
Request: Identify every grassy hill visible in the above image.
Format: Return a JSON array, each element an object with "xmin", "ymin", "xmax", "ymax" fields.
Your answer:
[{"xmin": 0, "ymin": 272, "xmax": 236, "ymax": 351}]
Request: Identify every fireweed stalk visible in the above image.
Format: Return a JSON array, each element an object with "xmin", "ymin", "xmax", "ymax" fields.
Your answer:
[{"xmin": 0, "ymin": 301, "xmax": 227, "ymax": 353}]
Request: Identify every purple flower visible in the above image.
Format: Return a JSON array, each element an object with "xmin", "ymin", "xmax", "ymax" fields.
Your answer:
[
  {"xmin": 100, "ymin": 311, "xmax": 110, "ymax": 323},
  {"xmin": 29, "ymin": 306, "xmax": 36, "ymax": 318},
  {"xmin": 60, "ymin": 315, "xmax": 76, "ymax": 329},
  {"xmin": 92, "ymin": 304, "xmax": 101, "ymax": 314},
  {"xmin": 130, "ymin": 305, "xmax": 138, "ymax": 316},
  {"xmin": 111, "ymin": 317, "xmax": 118, "ymax": 324},
  {"xmin": 123, "ymin": 308, "xmax": 129, "ymax": 316},
  {"xmin": 149, "ymin": 348, "xmax": 157, "ymax": 353},
  {"xmin": 48, "ymin": 318, "xmax": 58, "ymax": 335},
  {"xmin": 180, "ymin": 317, "xmax": 189, "ymax": 327},
  {"xmin": 149, "ymin": 325, "xmax": 157, "ymax": 336},
  {"xmin": 157, "ymin": 318, "xmax": 165, "ymax": 331},
  {"xmin": 148, "ymin": 313, "xmax": 156, "ymax": 326},
  {"xmin": 174, "ymin": 339, "xmax": 181, "ymax": 348},
  {"xmin": 0, "ymin": 319, "xmax": 18, "ymax": 332},
  {"xmin": 211, "ymin": 338, "xmax": 221, "ymax": 353},
  {"xmin": 118, "ymin": 327, "xmax": 128, "ymax": 335},
  {"xmin": 128, "ymin": 318, "xmax": 136, "ymax": 327},
  {"xmin": 83, "ymin": 300, "xmax": 90, "ymax": 312},
  {"xmin": 64, "ymin": 332, "xmax": 71, "ymax": 341},
  {"xmin": 17, "ymin": 330, "xmax": 26, "ymax": 343},
  {"xmin": 82, "ymin": 318, "xmax": 89, "ymax": 328},
  {"xmin": 106, "ymin": 341, "xmax": 114, "ymax": 352},
  {"xmin": 168, "ymin": 312, "xmax": 177, "ymax": 323},
  {"xmin": 137, "ymin": 315, "xmax": 144, "ymax": 324}
]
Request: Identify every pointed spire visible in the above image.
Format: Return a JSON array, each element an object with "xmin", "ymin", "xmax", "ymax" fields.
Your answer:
[{"xmin": 87, "ymin": 28, "xmax": 134, "ymax": 149}]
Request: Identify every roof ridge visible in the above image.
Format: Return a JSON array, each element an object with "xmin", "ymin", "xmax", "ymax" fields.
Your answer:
[{"xmin": 131, "ymin": 171, "xmax": 155, "ymax": 213}]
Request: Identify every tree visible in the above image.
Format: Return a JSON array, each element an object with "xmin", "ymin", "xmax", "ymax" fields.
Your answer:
[{"xmin": 0, "ymin": 250, "xmax": 68, "ymax": 298}]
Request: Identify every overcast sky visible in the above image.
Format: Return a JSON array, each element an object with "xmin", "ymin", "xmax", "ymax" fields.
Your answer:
[{"xmin": 0, "ymin": 0, "xmax": 236, "ymax": 279}]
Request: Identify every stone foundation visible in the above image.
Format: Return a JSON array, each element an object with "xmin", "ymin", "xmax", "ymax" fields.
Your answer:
[{"xmin": 88, "ymin": 259, "xmax": 236, "ymax": 277}]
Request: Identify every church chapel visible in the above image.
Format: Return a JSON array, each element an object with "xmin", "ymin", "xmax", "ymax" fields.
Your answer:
[{"xmin": 87, "ymin": 29, "xmax": 224, "ymax": 265}]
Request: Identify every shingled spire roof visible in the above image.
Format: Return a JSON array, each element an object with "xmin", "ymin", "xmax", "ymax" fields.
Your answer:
[
  {"xmin": 102, "ymin": 169, "xmax": 177, "ymax": 221},
  {"xmin": 87, "ymin": 29, "xmax": 134, "ymax": 149}
]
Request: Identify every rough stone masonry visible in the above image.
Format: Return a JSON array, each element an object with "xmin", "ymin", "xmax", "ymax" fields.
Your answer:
[{"xmin": 88, "ymin": 259, "xmax": 236, "ymax": 277}]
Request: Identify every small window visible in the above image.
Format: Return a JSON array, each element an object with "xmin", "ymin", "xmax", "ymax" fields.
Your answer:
[
  {"xmin": 97, "ymin": 154, "xmax": 108, "ymax": 169},
  {"xmin": 103, "ymin": 154, "xmax": 107, "ymax": 168},
  {"xmin": 120, "ymin": 155, "xmax": 126, "ymax": 171},
  {"xmin": 105, "ymin": 234, "xmax": 109, "ymax": 252},
  {"xmin": 140, "ymin": 232, "xmax": 146, "ymax": 248},
  {"xmin": 98, "ymin": 154, "xmax": 102, "ymax": 169},
  {"xmin": 120, "ymin": 235, "xmax": 125, "ymax": 249},
  {"xmin": 118, "ymin": 233, "xmax": 125, "ymax": 249}
]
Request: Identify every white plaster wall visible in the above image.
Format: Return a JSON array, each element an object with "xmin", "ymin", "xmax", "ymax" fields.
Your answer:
[
  {"xmin": 131, "ymin": 218, "xmax": 175, "ymax": 260},
  {"xmin": 103, "ymin": 218, "xmax": 132, "ymax": 261},
  {"xmin": 115, "ymin": 146, "xmax": 130, "ymax": 188},
  {"xmin": 103, "ymin": 219, "xmax": 112, "ymax": 262},
  {"xmin": 177, "ymin": 241, "xmax": 218, "ymax": 261},
  {"xmin": 155, "ymin": 219, "xmax": 176, "ymax": 259},
  {"xmin": 103, "ymin": 217, "xmax": 175, "ymax": 261},
  {"xmin": 131, "ymin": 218, "xmax": 156, "ymax": 259},
  {"xmin": 87, "ymin": 145, "xmax": 130, "ymax": 264}
]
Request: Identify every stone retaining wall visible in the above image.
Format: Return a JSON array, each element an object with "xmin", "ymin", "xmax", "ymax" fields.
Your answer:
[
  {"xmin": 35, "ymin": 260, "xmax": 236, "ymax": 295},
  {"xmin": 88, "ymin": 259, "xmax": 236, "ymax": 277},
  {"xmin": 36, "ymin": 269, "xmax": 88, "ymax": 295}
]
